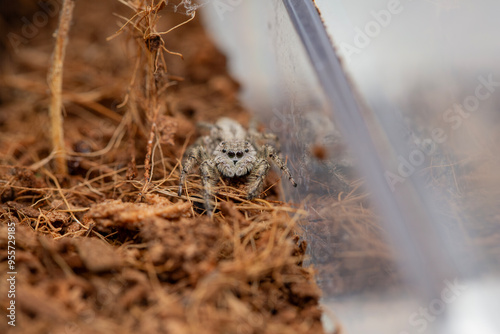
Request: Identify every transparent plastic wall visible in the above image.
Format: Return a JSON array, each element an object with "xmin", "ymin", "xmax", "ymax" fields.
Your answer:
[{"xmin": 200, "ymin": 1, "xmax": 500, "ymax": 333}]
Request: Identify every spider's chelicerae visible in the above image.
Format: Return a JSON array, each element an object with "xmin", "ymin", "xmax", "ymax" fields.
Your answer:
[{"xmin": 178, "ymin": 117, "xmax": 297, "ymax": 215}]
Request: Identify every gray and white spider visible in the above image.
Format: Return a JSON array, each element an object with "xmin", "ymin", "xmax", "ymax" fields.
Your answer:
[{"xmin": 178, "ymin": 117, "xmax": 297, "ymax": 215}]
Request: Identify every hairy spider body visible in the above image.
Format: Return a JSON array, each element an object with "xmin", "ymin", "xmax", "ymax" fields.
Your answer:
[{"xmin": 178, "ymin": 118, "xmax": 297, "ymax": 215}]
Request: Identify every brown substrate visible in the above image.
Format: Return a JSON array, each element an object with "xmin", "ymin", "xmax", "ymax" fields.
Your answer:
[{"xmin": 0, "ymin": 1, "xmax": 325, "ymax": 333}]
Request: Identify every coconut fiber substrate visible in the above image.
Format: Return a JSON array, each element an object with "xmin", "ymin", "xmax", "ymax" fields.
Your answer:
[{"xmin": 0, "ymin": 1, "xmax": 326, "ymax": 333}]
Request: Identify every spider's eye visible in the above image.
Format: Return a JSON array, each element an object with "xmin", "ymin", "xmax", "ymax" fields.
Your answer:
[
  {"xmin": 244, "ymin": 149, "xmax": 249, "ymax": 153},
  {"xmin": 236, "ymin": 151, "xmax": 244, "ymax": 159},
  {"xmin": 222, "ymin": 149, "xmax": 227, "ymax": 153},
  {"xmin": 228, "ymin": 151, "xmax": 235, "ymax": 158}
]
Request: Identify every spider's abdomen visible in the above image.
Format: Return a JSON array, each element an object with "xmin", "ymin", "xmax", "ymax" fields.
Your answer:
[{"xmin": 215, "ymin": 118, "xmax": 247, "ymax": 141}]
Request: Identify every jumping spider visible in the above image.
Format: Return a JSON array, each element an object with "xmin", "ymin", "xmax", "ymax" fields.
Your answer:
[{"xmin": 178, "ymin": 117, "xmax": 297, "ymax": 215}]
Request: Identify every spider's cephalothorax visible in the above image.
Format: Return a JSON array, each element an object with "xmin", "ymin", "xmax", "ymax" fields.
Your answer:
[{"xmin": 178, "ymin": 118, "xmax": 297, "ymax": 215}]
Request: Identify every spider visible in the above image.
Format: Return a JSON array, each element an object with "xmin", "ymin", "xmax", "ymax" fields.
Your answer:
[{"xmin": 178, "ymin": 117, "xmax": 297, "ymax": 215}]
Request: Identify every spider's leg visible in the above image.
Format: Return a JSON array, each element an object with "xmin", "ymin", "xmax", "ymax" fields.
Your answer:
[
  {"xmin": 263, "ymin": 144, "xmax": 297, "ymax": 187},
  {"xmin": 178, "ymin": 145, "xmax": 203, "ymax": 196},
  {"xmin": 199, "ymin": 159, "xmax": 219, "ymax": 216},
  {"xmin": 248, "ymin": 118, "xmax": 259, "ymax": 133},
  {"xmin": 251, "ymin": 132, "xmax": 278, "ymax": 143},
  {"xmin": 247, "ymin": 158, "xmax": 270, "ymax": 200},
  {"xmin": 196, "ymin": 121, "xmax": 216, "ymax": 130},
  {"xmin": 248, "ymin": 118, "xmax": 278, "ymax": 143},
  {"xmin": 248, "ymin": 124, "xmax": 279, "ymax": 148}
]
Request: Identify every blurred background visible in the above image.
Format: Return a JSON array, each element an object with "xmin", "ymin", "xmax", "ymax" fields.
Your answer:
[{"xmin": 200, "ymin": 0, "xmax": 500, "ymax": 333}]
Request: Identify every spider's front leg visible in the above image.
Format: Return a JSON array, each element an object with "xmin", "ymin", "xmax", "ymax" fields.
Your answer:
[
  {"xmin": 247, "ymin": 145, "xmax": 297, "ymax": 199},
  {"xmin": 178, "ymin": 145, "xmax": 219, "ymax": 216},
  {"xmin": 178, "ymin": 145, "xmax": 204, "ymax": 196},
  {"xmin": 263, "ymin": 144, "xmax": 297, "ymax": 187},
  {"xmin": 199, "ymin": 159, "xmax": 220, "ymax": 216},
  {"xmin": 246, "ymin": 158, "xmax": 270, "ymax": 200}
]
